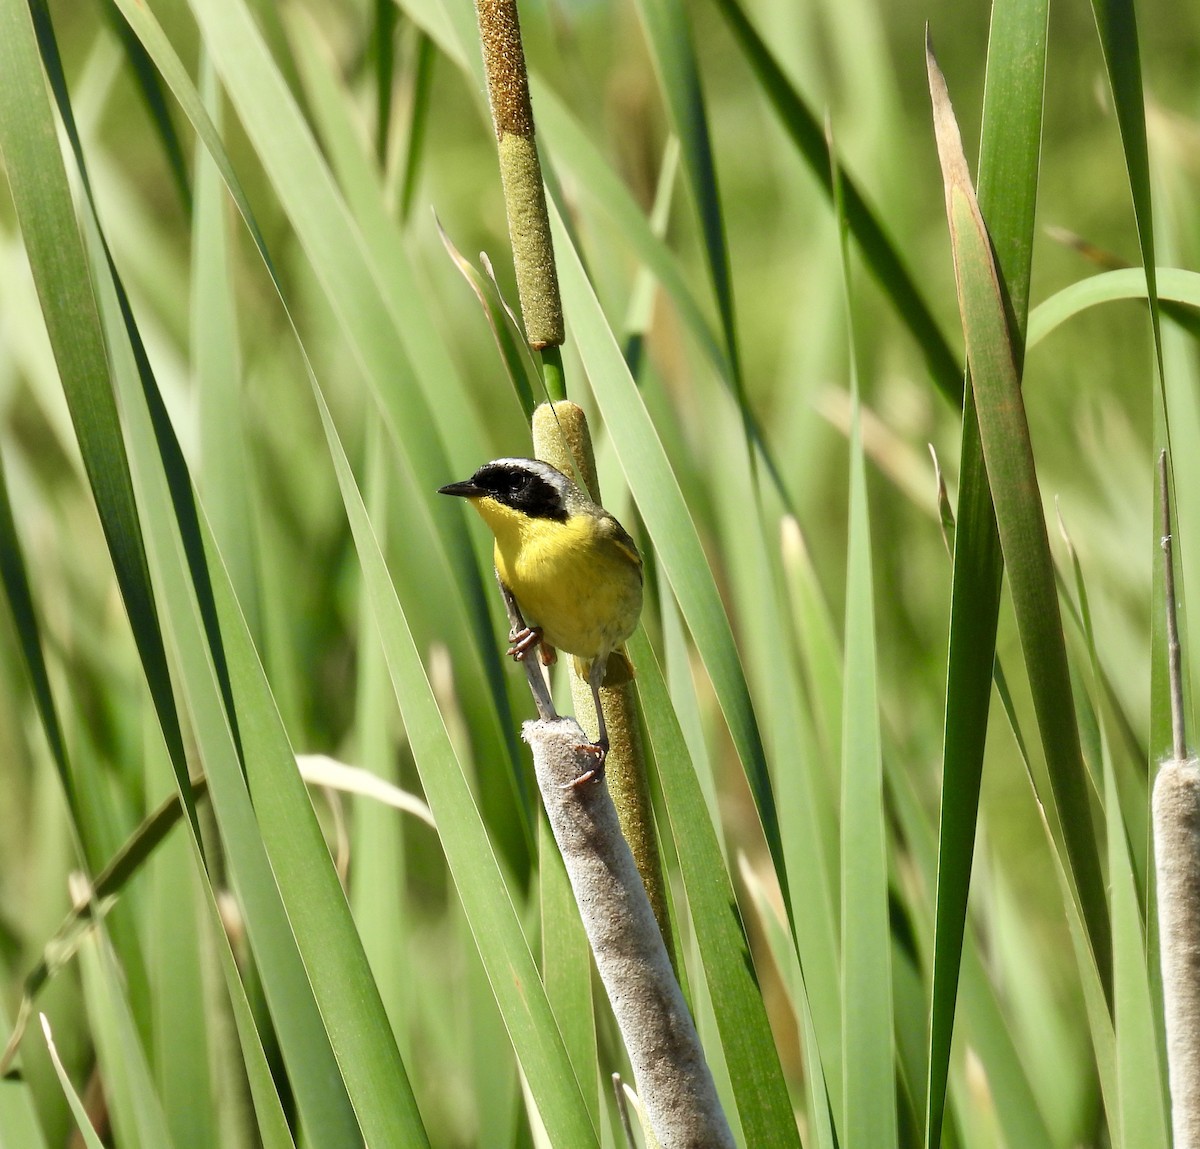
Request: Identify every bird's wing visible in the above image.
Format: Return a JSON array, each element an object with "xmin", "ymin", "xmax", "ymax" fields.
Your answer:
[{"xmin": 600, "ymin": 514, "xmax": 643, "ymax": 577}]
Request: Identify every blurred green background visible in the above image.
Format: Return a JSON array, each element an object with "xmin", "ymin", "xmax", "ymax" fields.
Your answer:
[{"xmin": 1, "ymin": 0, "xmax": 1197, "ymax": 1144}]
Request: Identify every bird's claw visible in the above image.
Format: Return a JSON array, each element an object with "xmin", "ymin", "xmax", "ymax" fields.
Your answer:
[
  {"xmin": 561, "ymin": 739, "xmax": 609, "ymax": 789},
  {"xmin": 506, "ymin": 625, "xmax": 543, "ymax": 661}
]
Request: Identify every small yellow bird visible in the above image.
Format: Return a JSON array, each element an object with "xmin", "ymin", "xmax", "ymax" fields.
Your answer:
[{"xmin": 439, "ymin": 458, "xmax": 643, "ymax": 779}]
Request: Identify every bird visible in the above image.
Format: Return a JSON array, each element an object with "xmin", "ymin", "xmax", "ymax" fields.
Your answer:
[{"xmin": 438, "ymin": 458, "xmax": 643, "ymax": 782}]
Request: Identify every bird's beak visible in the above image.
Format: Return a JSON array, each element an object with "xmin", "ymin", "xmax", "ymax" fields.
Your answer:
[{"xmin": 438, "ymin": 479, "xmax": 486, "ymax": 498}]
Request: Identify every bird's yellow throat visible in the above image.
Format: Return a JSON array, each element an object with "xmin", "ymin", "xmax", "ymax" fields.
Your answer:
[{"xmin": 465, "ymin": 494, "xmax": 639, "ymax": 665}]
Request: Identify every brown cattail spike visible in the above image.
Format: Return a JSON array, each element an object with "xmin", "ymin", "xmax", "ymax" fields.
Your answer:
[{"xmin": 474, "ymin": 0, "xmax": 564, "ymax": 349}]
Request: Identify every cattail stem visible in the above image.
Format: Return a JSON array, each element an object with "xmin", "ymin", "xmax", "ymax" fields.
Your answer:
[
  {"xmin": 473, "ymin": 0, "xmax": 563, "ymax": 350},
  {"xmin": 524, "ymin": 719, "xmax": 734, "ymax": 1149}
]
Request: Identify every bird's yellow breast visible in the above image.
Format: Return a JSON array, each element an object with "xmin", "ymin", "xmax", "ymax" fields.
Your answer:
[{"xmin": 472, "ymin": 497, "xmax": 642, "ymax": 661}]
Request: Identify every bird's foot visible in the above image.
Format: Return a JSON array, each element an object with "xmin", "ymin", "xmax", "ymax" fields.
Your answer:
[
  {"xmin": 562, "ymin": 738, "xmax": 608, "ymax": 789},
  {"xmin": 506, "ymin": 624, "xmax": 543, "ymax": 661}
]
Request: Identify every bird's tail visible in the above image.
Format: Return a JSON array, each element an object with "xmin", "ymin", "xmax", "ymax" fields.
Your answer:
[{"xmin": 573, "ymin": 649, "xmax": 636, "ymax": 687}]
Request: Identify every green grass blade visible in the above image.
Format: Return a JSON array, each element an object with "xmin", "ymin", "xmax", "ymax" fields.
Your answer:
[
  {"xmin": 1087, "ymin": 0, "xmax": 1175, "ymax": 876},
  {"xmin": 99, "ymin": 0, "xmax": 191, "ymax": 214},
  {"xmin": 836, "ymin": 222, "xmax": 895, "ymax": 1149},
  {"xmin": 311, "ymin": 382, "xmax": 601, "ymax": 1149},
  {"xmin": 1028, "ymin": 268, "xmax": 1200, "ymax": 348},
  {"xmin": 928, "ymin": 40, "xmax": 1111, "ymax": 999},
  {"xmin": 398, "ymin": 30, "xmax": 435, "ymax": 223},
  {"xmin": 0, "ymin": 995, "xmax": 48, "ymax": 1149},
  {"xmin": 925, "ymin": 1, "xmax": 1048, "ymax": 1142},
  {"xmin": 630, "ymin": 629, "xmax": 800, "ymax": 1148},
  {"xmin": 169, "ymin": 0, "xmax": 532, "ymax": 851},
  {"xmin": 547, "ymin": 196, "xmax": 786, "ymax": 899},
  {"xmin": 539, "ymin": 819, "xmax": 598, "ymax": 1127},
  {"xmin": 371, "ymin": 0, "xmax": 396, "ymax": 163},
  {"xmin": 632, "ymin": 0, "xmax": 739, "ymax": 380},
  {"xmin": 973, "ymin": 0, "xmax": 1047, "ymax": 332},
  {"xmin": 86, "ymin": 170, "xmax": 432, "ymax": 1142},
  {"xmin": 349, "ymin": 424, "xmax": 411, "ymax": 1046},
  {"xmin": 0, "ymin": 456, "xmax": 72, "ymax": 801},
  {"xmin": 110, "ymin": 0, "xmax": 535, "ymax": 864},
  {"xmin": 708, "ymin": 0, "xmax": 962, "ymax": 404},
  {"xmin": 887, "ymin": 728, "xmax": 1058, "ymax": 1149},
  {"xmin": 203, "ymin": 897, "xmax": 297, "ymax": 1149},
  {"xmin": 1088, "ymin": 0, "xmax": 1164, "ymax": 375},
  {"xmin": 37, "ymin": 1015, "xmax": 106, "ymax": 1149},
  {"xmin": 532, "ymin": 83, "xmax": 730, "ymax": 382},
  {"xmin": 85, "ymin": 218, "xmax": 373, "ymax": 1148},
  {"xmin": 0, "ymin": 0, "xmax": 196, "ymax": 819},
  {"xmin": 77, "ymin": 918, "xmax": 175, "ymax": 1149},
  {"xmin": 1108, "ymin": 734, "xmax": 1170, "ymax": 1147},
  {"xmin": 147, "ymin": 798, "xmax": 217, "ymax": 1149},
  {"xmin": 192, "ymin": 58, "xmax": 261, "ymax": 643},
  {"xmin": 738, "ymin": 859, "xmax": 835, "ymax": 1149},
  {"xmin": 773, "ymin": 522, "xmax": 845, "ymax": 1108},
  {"xmin": 1062, "ymin": 519, "xmax": 1169, "ymax": 1145},
  {"xmin": 926, "ymin": 393, "xmax": 1002, "ymax": 1149}
]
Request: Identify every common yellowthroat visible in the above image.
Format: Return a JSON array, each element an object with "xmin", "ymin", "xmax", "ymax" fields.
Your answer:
[{"xmin": 438, "ymin": 458, "xmax": 643, "ymax": 779}]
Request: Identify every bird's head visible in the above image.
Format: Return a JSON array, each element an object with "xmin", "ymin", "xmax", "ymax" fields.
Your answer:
[{"xmin": 438, "ymin": 458, "xmax": 573, "ymax": 536}]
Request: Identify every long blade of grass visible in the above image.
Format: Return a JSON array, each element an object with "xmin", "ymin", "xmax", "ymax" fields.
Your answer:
[
  {"xmin": 1061, "ymin": 517, "xmax": 1169, "ymax": 1146},
  {"xmin": 1088, "ymin": 0, "xmax": 1164, "ymax": 376},
  {"xmin": 886, "ymin": 719, "xmax": 1058, "ymax": 1149},
  {"xmin": 110, "ymin": 0, "xmax": 536, "ymax": 882},
  {"xmin": 168, "ymin": 0, "xmax": 529, "ymax": 818},
  {"xmin": 838, "ymin": 413, "xmax": 895, "ymax": 1149},
  {"xmin": 0, "ymin": 455, "xmax": 72, "ymax": 802},
  {"xmin": 311, "ymin": 379, "xmax": 602, "ymax": 1149},
  {"xmin": 0, "ymin": 0, "xmax": 197, "ymax": 828},
  {"xmin": 349, "ymin": 423, "xmax": 412, "ymax": 1049},
  {"xmin": 1028, "ymin": 268, "xmax": 1200, "ymax": 348},
  {"xmin": 38, "ymin": 1015, "xmax": 105, "ymax": 1149},
  {"xmin": 98, "ymin": 0, "xmax": 191, "ymax": 214},
  {"xmin": 73, "ymin": 102, "xmax": 431, "ymax": 1137},
  {"xmin": 398, "ymin": 30, "xmax": 435, "ymax": 223},
  {"xmin": 928, "ymin": 38, "xmax": 1112, "ymax": 1001},
  {"xmin": 629, "ymin": 629, "xmax": 801, "ymax": 1148},
  {"xmin": 832, "ymin": 131, "xmax": 896, "ymax": 1149},
  {"xmin": 1109, "ymin": 719, "xmax": 1170, "ymax": 1148},
  {"xmin": 89, "ymin": 14, "xmax": 596, "ymax": 1136},
  {"xmin": 547, "ymin": 195, "xmax": 786, "ymax": 900},
  {"xmin": 76, "ymin": 913, "xmax": 175, "ymax": 1149},
  {"xmin": 707, "ymin": 0, "xmax": 962, "ymax": 404},
  {"xmin": 773, "ymin": 519, "xmax": 845, "ymax": 1107},
  {"xmin": 84, "ymin": 218, "xmax": 383, "ymax": 1148},
  {"xmin": 146, "ymin": 780, "xmax": 217, "ymax": 1149},
  {"xmin": 192, "ymin": 57, "xmax": 260, "ymax": 643},
  {"xmin": 631, "ymin": 0, "xmax": 739, "ymax": 383},
  {"xmin": 924, "ymin": 1, "xmax": 1048, "ymax": 1142},
  {"xmin": 738, "ymin": 858, "xmax": 836, "ymax": 1149},
  {"xmin": 0, "ymin": 998, "xmax": 47, "ymax": 1149},
  {"xmin": 539, "ymin": 819, "xmax": 598, "ymax": 1128},
  {"xmin": 1088, "ymin": 0, "xmax": 1177, "ymax": 959}
]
